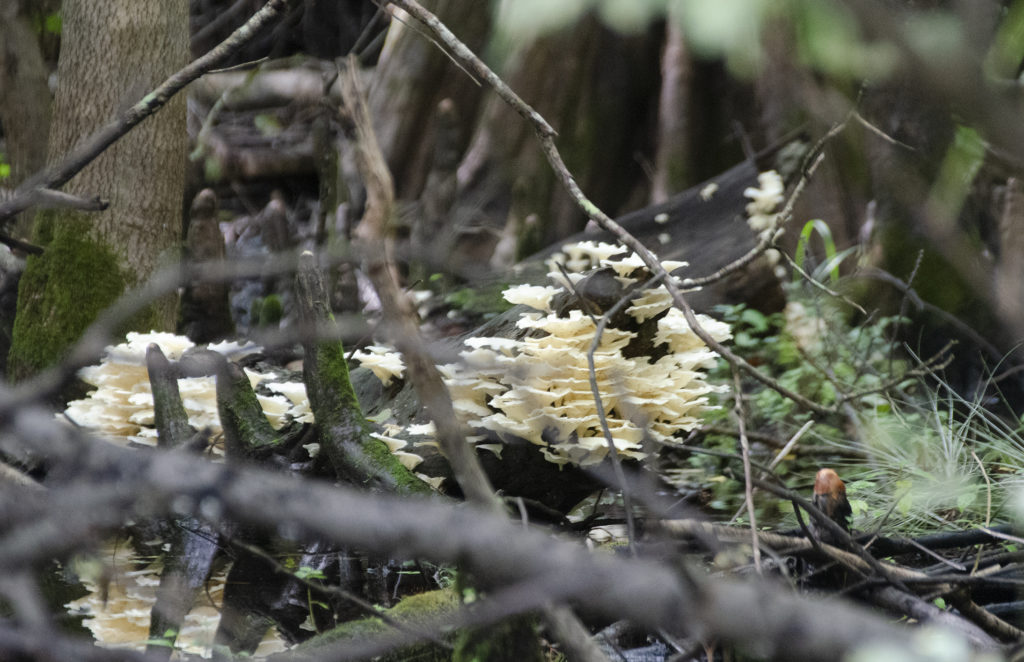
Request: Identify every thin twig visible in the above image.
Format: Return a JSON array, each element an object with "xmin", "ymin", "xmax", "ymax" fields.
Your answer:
[
  {"xmin": 792, "ymin": 501, "xmax": 824, "ymax": 556},
  {"xmin": 768, "ymin": 420, "xmax": 815, "ymax": 471},
  {"xmin": 779, "ymin": 249, "xmax": 867, "ymax": 315},
  {"xmin": 855, "ymin": 267, "xmax": 1005, "ymax": 362},
  {"xmin": 685, "ymin": 116, "xmax": 851, "ymax": 287},
  {"xmin": 729, "ymin": 419, "xmax": 815, "ymax": 524},
  {"xmin": 978, "ymin": 527, "xmax": 1024, "ymax": 547},
  {"xmin": 972, "ymin": 449, "xmax": 992, "ymax": 529},
  {"xmin": 581, "ymin": 276, "xmax": 664, "ymax": 555},
  {"xmin": 685, "ymin": 151, "xmax": 825, "ymax": 288},
  {"xmin": 731, "ymin": 367, "xmax": 761, "ymax": 574},
  {"xmin": 852, "ymin": 110, "xmax": 915, "ymax": 151}
]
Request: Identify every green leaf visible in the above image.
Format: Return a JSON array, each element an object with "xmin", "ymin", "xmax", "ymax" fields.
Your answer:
[
  {"xmin": 987, "ymin": 0, "xmax": 1024, "ymax": 77},
  {"xmin": 794, "ymin": 219, "xmax": 839, "ymax": 283},
  {"xmin": 955, "ymin": 487, "xmax": 977, "ymax": 513},
  {"xmin": 145, "ymin": 629, "xmax": 178, "ymax": 648},
  {"xmin": 739, "ymin": 308, "xmax": 769, "ymax": 332},
  {"xmin": 928, "ymin": 125, "xmax": 986, "ymax": 218},
  {"xmin": 295, "ymin": 566, "xmax": 327, "ymax": 580},
  {"xmin": 734, "ymin": 331, "xmax": 758, "ymax": 348}
]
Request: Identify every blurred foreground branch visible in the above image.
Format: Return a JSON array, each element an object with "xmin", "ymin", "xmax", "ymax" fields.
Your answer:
[{"xmin": 0, "ymin": 418, "xmax": 929, "ymax": 661}]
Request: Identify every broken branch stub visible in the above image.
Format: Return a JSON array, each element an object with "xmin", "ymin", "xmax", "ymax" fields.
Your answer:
[
  {"xmin": 215, "ymin": 359, "xmax": 282, "ymax": 460},
  {"xmin": 144, "ymin": 343, "xmax": 222, "ymax": 658},
  {"xmin": 295, "ymin": 251, "xmax": 433, "ymax": 495},
  {"xmin": 146, "ymin": 344, "xmax": 195, "ymax": 449}
]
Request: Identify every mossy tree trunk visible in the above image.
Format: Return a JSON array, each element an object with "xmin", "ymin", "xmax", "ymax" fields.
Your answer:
[{"xmin": 7, "ymin": 0, "xmax": 189, "ymax": 382}]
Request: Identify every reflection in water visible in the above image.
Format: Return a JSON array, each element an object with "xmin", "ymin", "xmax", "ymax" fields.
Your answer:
[{"xmin": 66, "ymin": 542, "xmax": 288, "ymax": 658}]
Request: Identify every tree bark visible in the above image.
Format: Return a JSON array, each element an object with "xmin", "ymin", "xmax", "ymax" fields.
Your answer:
[
  {"xmin": 7, "ymin": 0, "xmax": 189, "ymax": 382},
  {"xmin": 367, "ymin": 0, "xmax": 492, "ymax": 201},
  {"xmin": 0, "ymin": 0, "xmax": 55, "ymax": 240},
  {"xmin": 651, "ymin": 20, "xmax": 692, "ymax": 204},
  {"xmin": 0, "ymin": 0, "xmax": 53, "ymax": 190}
]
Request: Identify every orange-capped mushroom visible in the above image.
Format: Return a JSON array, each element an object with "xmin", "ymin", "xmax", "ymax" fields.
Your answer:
[{"xmin": 811, "ymin": 468, "xmax": 852, "ymax": 541}]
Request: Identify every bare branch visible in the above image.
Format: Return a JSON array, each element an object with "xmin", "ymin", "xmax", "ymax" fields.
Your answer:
[
  {"xmin": 731, "ymin": 367, "xmax": 762, "ymax": 574},
  {"xmin": 337, "ymin": 55, "xmax": 503, "ymax": 515},
  {"xmin": 337, "ymin": 56, "xmax": 610, "ymax": 661},
  {"xmin": 1, "ymin": 422, "xmax": 931, "ymax": 660}
]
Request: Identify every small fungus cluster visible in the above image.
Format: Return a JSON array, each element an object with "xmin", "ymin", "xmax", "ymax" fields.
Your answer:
[
  {"xmin": 350, "ymin": 344, "xmax": 406, "ymax": 385},
  {"xmin": 63, "ymin": 332, "xmax": 312, "ymax": 451},
  {"xmin": 744, "ymin": 170, "xmax": 785, "ymax": 233},
  {"xmin": 62, "ymin": 333, "xmax": 434, "ymax": 482},
  {"xmin": 66, "ymin": 544, "xmax": 287, "ymax": 656}
]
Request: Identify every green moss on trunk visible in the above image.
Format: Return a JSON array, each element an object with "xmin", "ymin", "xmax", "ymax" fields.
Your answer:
[
  {"xmin": 216, "ymin": 361, "xmax": 282, "ymax": 458},
  {"xmin": 8, "ymin": 213, "xmax": 163, "ymax": 382},
  {"xmin": 304, "ymin": 328, "xmax": 434, "ymax": 496}
]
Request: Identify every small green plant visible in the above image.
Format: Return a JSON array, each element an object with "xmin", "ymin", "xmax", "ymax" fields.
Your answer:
[
  {"xmin": 294, "ymin": 566, "xmax": 327, "ymax": 581},
  {"xmin": 793, "ymin": 219, "xmax": 857, "ymax": 284},
  {"xmin": 719, "ymin": 310, "xmax": 1024, "ymax": 537},
  {"xmin": 844, "ymin": 366, "xmax": 1024, "ymax": 536},
  {"xmin": 145, "ymin": 628, "xmax": 178, "ymax": 649},
  {"xmin": 688, "ymin": 285, "xmax": 916, "ymax": 523}
]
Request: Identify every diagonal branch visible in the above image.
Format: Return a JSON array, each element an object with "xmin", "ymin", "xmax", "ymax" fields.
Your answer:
[
  {"xmin": 385, "ymin": 0, "xmax": 834, "ymax": 417},
  {"xmin": 1, "ymin": 421, "xmax": 929, "ymax": 661},
  {"xmin": 337, "ymin": 56, "xmax": 503, "ymax": 514}
]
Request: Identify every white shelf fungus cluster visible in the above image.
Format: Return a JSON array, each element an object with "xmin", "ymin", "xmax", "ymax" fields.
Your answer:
[
  {"xmin": 69, "ymin": 236, "xmax": 733, "ymax": 473},
  {"xmin": 350, "ymin": 344, "xmax": 406, "ymax": 385},
  {"xmin": 744, "ymin": 170, "xmax": 785, "ymax": 233},
  {"xmin": 63, "ymin": 333, "xmax": 436, "ymax": 485},
  {"xmin": 357, "ymin": 241, "xmax": 732, "ymax": 468},
  {"xmin": 66, "ymin": 543, "xmax": 286, "ymax": 657},
  {"xmin": 63, "ymin": 332, "xmax": 312, "ymax": 452}
]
